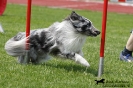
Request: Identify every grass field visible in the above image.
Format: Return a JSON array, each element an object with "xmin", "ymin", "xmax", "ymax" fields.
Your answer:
[{"xmin": 0, "ymin": 4, "xmax": 133, "ymax": 88}]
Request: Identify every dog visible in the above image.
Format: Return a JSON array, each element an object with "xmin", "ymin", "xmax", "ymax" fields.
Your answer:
[
  {"xmin": 95, "ymin": 79, "xmax": 105, "ymax": 85},
  {"xmin": 5, "ymin": 11, "xmax": 100, "ymax": 67}
]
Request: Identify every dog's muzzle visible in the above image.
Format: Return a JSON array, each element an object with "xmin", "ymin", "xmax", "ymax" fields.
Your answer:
[
  {"xmin": 92, "ymin": 30, "xmax": 100, "ymax": 36},
  {"xmin": 89, "ymin": 25, "xmax": 100, "ymax": 37},
  {"xmin": 86, "ymin": 28, "xmax": 100, "ymax": 37}
]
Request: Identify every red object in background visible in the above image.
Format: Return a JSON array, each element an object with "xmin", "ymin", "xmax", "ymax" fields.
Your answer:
[
  {"xmin": 119, "ymin": 0, "xmax": 125, "ymax": 2},
  {"xmin": 0, "ymin": 0, "xmax": 7, "ymax": 15}
]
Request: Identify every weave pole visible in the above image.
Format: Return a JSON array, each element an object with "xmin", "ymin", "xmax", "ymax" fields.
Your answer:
[
  {"xmin": 98, "ymin": 0, "xmax": 108, "ymax": 77},
  {"xmin": 24, "ymin": 0, "xmax": 32, "ymax": 63}
]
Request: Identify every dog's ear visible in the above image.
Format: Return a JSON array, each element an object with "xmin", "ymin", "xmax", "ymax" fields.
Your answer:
[
  {"xmin": 69, "ymin": 11, "xmax": 82, "ymax": 28},
  {"xmin": 70, "ymin": 11, "xmax": 80, "ymax": 21}
]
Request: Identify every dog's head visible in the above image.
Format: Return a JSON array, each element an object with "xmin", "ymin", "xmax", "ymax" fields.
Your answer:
[{"xmin": 65, "ymin": 11, "xmax": 100, "ymax": 37}]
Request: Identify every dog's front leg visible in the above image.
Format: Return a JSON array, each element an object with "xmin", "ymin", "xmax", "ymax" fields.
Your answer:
[
  {"xmin": 73, "ymin": 53, "xmax": 90, "ymax": 67},
  {"xmin": 77, "ymin": 50, "xmax": 84, "ymax": 56},
  {"xmin": 58, "ymin": 52, "xmax": 90, "ymax": 67}
]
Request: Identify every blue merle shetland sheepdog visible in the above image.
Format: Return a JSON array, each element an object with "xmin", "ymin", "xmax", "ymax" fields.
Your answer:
[{"xmin": 5, "ymin": 11, "xmax": 100, "ymax": 67}]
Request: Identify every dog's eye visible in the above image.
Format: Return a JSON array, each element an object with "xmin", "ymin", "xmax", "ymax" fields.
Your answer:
[{"xmin": 87, "ymin": 22, "xmax": 91, "ymax": 27}]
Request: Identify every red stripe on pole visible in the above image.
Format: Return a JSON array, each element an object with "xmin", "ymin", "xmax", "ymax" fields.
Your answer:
[
  {"xmin": 0, "ymin": 0, "xmax": 7, "ymax": 15},
  {"xmin": 100, "ymin": 0, "xmax": 108, "ymax": 57},
  {"xmin": 26, "ymin": 0, "xmax": 32, "ymax": 50}
]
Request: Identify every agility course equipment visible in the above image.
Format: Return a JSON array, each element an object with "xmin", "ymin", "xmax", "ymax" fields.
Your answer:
[
  {"xmin": 24, "ymin": 0, "xmax": 32, "ymax": 63},
  {"xmin": 98, "ymin": 0, "xmax": 108, "ymax": 77},
  {"xmin": 98, "ymin": 0, "xmax": 133, "ymax": 77},
  {"xmin": 0, "ymin": 0, "xmax": 7, "ymax": 15}
]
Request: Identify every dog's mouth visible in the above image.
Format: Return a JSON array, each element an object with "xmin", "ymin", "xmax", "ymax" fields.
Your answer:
[
  {"xmin": 85, "ymin": 30, "xmax": 100, "ymax": 37},
  {"xmin": 89, "ymin": 26, "xmax": 101, "ymax": 37},
  {"xmin": 92, "ymin": 31, "xmax": 101, "ymax": 37},
  {"xmin": 80, "ymin": 25, "xmax": 101, "ymax": 37}
]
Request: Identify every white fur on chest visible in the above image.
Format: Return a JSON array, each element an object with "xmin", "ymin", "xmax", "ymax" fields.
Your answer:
[
  {"xmin": 63, "ymin": 33, "xmax": 86, "ymax": 53},
  {"xmin": 54, "ymin": 21, "xmax": 87, "ymax": 53}
]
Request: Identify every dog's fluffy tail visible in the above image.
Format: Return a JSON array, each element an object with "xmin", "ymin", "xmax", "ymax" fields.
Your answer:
[{"xmin": 5, "ymin": 37, "xmax": 27, "ymax": 57}]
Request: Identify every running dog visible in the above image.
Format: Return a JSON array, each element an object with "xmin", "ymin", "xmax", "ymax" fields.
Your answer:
[{"xmin": 5, "ymin": 11, "xmax": 100, "ymax": 67}]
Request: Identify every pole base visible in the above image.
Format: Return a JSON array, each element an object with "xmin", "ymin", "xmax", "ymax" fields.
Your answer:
[{"xmin": 98, "ymin": 57, "xmax": 104, "ymax": 77}]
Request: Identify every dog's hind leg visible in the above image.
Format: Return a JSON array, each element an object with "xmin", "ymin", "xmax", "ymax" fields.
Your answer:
[
  {"xmin": 17, "ymin": 56, "xmax": 25, "ymax": 63},
  {"xmin": 17, "ymin": 54, "xmax": 30, "ymax": 64},
  {"xmin": 58, "ymin": 52, "xmax": 90, "ymax": 67}
]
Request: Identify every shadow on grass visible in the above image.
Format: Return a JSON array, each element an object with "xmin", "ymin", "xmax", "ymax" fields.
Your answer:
[{"xmin": 43, "ymin": 62, "xmax": 98, "ymax": 76}]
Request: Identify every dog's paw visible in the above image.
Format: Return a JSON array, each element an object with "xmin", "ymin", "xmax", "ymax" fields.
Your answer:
[{"xmin": 74, "ymin": 53, "xmax": 90, "ymax": 67}]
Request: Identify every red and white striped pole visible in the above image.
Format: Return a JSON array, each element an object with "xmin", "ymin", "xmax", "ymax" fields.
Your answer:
[
  {"xmin": 98, "ymin": 0, "xmax": 108, "ymax": 77},
  {"xmin": 24, "ymin": 0, "xmax": 32, "ymax": 63},
  {"xmin": 26, "ymin": 0, "xmax": 31, "ymax": 49},
  {"xmin": 0, "ymin": 0, "xmax": 7, "ymax": 16}
]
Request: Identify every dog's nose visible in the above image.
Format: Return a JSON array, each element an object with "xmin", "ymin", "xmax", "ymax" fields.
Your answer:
[{"xmin": 95, "ymin": 31, "xmax": 100, "ymax": 35}]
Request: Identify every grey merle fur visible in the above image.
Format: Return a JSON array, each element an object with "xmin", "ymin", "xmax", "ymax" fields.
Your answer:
[{"xmin": 5, "ymin": 11, "xmax": 100, "ymax": 67}]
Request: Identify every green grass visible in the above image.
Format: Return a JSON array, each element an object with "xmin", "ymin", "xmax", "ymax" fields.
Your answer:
[{"xmin": 0, "ymin": 4, "xmax": 133, "ymax": 88}]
